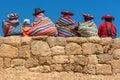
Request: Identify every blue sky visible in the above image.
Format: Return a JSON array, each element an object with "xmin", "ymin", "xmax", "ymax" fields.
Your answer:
[{"xmin": 0, "ymin": 0, "xmax": 120, "ymax": 37}]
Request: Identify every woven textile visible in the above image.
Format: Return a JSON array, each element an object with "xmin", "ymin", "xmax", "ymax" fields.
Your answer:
[
  {"xmin": 56, "ymin": 16, "xmax": 76, "ymax": 37},
  {"xmin": 78, "ymin": 22, "xmax": 98, "ymax": 37},
  {"xmin": 30, "ymin": 17, "xmax": 57, "ymax": 36},
  {"xmin": 2, "ymin": 21, "xmax": 22, "ymax": 36},
  {"xmin": 22, "ymin": 26, "xmax": 31, "ymax": 36}
]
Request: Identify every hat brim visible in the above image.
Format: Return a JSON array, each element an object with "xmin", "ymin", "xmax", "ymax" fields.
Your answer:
[
  {"xmin": 102, "ymin": 16, "xmax": 114, "ymax": 20},
  {"xmin": 61, "ymin": 11, "xmax": 74, "ymax": 16},
  {"xmin": 33, "ymin": 10, "xmax": 45, "ymax": 16},
  {"xmin": 82, "ymin": 14, "xmax": 94, "ymax": 20}
]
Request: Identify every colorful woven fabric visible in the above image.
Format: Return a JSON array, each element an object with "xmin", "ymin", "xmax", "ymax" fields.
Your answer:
[
  {"xmin": 78, "ymin": 22, "xmax": 98, "ymax": 37},
  {"xmin": 30, "ymin": 17, "xmax": 57, "ymax": 36},
  {"xmin": 22, "ymin": 26, "xmax": 31, "ymax": 36},
  {"xmin": 2, "ymin": 21, "xmax": 22, "ymax": 36},
  {"xmin": 56, "ymin": 16, "xmax": 76, "ymax": 37}
]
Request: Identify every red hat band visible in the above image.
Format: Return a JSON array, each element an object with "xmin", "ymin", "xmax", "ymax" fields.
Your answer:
[
  {"xmin": 61, "ymin": 11, "xmax": 74, "ymax": 16},
  {"xmin": 102, "ymin": 15, "xmax": 114, "ymax": 20},
  {"xmin": 82, "ymin": 13, "xmax": 94, "ymax": 20}
]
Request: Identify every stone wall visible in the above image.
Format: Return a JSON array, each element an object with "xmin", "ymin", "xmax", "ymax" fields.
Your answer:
[{"xmin": 0, "ymin": 36, "xmax": 120, "ymax": 76}]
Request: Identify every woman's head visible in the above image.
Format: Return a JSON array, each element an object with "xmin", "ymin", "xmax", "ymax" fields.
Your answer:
[
  {"xmin": 102, "ymin": 15, "xmax": 114, "ymax": 22},
  {"xmin": 82, "ymin": 13, "xmax": 94, "ymax": 22}
]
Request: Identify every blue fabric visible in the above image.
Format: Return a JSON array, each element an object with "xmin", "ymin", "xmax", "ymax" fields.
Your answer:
[{"xmin": 12, "ymin": 24, "xmax": 22, "ymax": 35}]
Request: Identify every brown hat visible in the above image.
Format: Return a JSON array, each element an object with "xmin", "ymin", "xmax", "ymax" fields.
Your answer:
[
  {"xmin": 33, "ymin": 8, "xmax": 45, "ymax": 16},
  {"xmin": 7, "ymin": 13, "xmax": 19, "ymax": 19},
  {"xmin": 82, "ymin": 13, "xmax": 94, "ymax": 20}
]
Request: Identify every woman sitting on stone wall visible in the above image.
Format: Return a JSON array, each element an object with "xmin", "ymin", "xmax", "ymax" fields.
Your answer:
[
  {"xmin": 55, "ymin": 11, "xmax": 77, "ymax": 37},
  {"xmin": 30, "ymin": 8, "xmax": 58, "ymax": 36},
  {"xmin": 77, "ymin": 13, "xmax": 98, "ymax": 37}
]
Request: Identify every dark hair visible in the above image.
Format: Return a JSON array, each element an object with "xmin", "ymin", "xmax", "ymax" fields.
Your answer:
[{"xmin": 105, "ymin": 18, "xmax": 112, "ymax": 22}]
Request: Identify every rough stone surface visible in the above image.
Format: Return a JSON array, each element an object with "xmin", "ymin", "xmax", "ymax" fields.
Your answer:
[
  {"xmin": 87, "ymin": 37, "xmax": 101, "ymax": 43},
  {"xmin": 74, "ymin": 64, "xmax": 83, "ymax": 72},
  {"xmin": 74, "ymin": 55, "xmax": 88, "ymax": 66},
  {"xmin": 47, "ymin": 37, "xmax": 67, "ymax": 47},
  {"xmin": 88, "ymin": 55, "xmax": 98, "ymax": 64},
  {"xmin": 18, "ymin": 45, "xmax": 31, "ymax": 58},
  {"xmin": 30, "ymin": 65, "xmax": 51, "ymax": 73},
  {"xmin": 97, "ymin": 54, "xmax": 113, "ymax": 63},
  {"xmin": 47, "ymin": 37, "xmax": 58, "ymax": 47},
  {"xmin": 103, "ymin": 45, "xmax": 111, "ymax": 53},
  {"xmin": 110, "ymin": 60, "xmax": 120, "ymax": 73},
  {"xmin": 66, "ymin": 37, "xmax": 88, "ymax": 44},
  {"xmin": 65, "ymin": 43, "xmax": 82, "ymax": 55},
  {"xmin": 0, "ymin": 44, "xmax": 18, "ymax": 58},
  {"xmin": 99, "ymin": 38, "xmax": 112, "ymax": 46},
  {"xmin": 50, "ymin": 64, "xmax": 63, "ymax": 71},
  {"xmin": 82, "ymin": 43, "xmax": 103, "ymax": 55},
  {"xmin": 56, "ymin": 37, "xmax": 67, "ymax": 46},
  {"xmin": 21, "ymin": 37, "xmax": 32, "ymax": 45},
  {"xmin": 0, "ymin": 58, "xmax": 4, "ymax": 69},
  {"xmin": 83, "ymin": 64, "xmax": 96, "ymax": 74},
  {"xmin": 11, "ymin": 59, "xmax": 26, "ymax": 67},
  {"xmin": 0, "ymin": 36, "xmax": 120, "ymax": 79},
  {"xmin": 4, "ymin": 58, "xmax": 11, "ymax": 68},
  {"xmin": 0, "ymin": 37, "xmax": 3, "ymax": 45},
  {"xmin": 3, "ymin": 36, "xmax": 21, "ymax": 47},
  {"xmin": 112, "ymin": 38, "xmax": 120, "ymax": 49},
  {"xmin": 68, "ymin": 55, "xmax": 75, "ymax": 63},
  {"xmin": 112, "ymin": 49, "xmax": 120, "ymax": 59},
  {"xmin": 39, "ymin": 56, "xmax": 52, "ymax": 65},
  {"xmin": 96, "ymin": 64, "xmax": 112, "ymax": 75},
  {"xmin": 0, "ymin": 70, "xmax": 120, "ymax": 80},
  {"xmin": 31, "ymin": 41, "xmax": 51, "ymax": 56},
  {"xmin": 53, "ymin": 55, "xmax": 69, "ymax": 64},
  {"xmin": 29, "ymin": 65, "xmax": 51, "ymax": 72},
  {"xmin": 51, "ymin": 46, "xmax": 65, "ymax": 55},
  {"xmin": 63, "ymin": 64, "xmax": 75, "ymax": 71},
  {"xmin": 25, "ymin": 58, "xmax": 39, "ymax": 68},
  {"xmin": 32, "ymin": 36, "xmax": 48, "ymax": 41},
  {"xmin": 29, "ymin": 66, "xmax": 43, "ymax": 72}
]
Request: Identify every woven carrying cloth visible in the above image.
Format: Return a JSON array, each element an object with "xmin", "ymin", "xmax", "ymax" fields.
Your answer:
[
  {"xmin": 78, "ymin": 21, "xmax": 98, "ymax": 37},
  {"xmin": 30, "ymin": 17, "xmax": 57, "ymax": 36},
  {"xmin": 56, "ymin": 16, "xmax": 76, "ymax": 37},
  {"xmin": 2, "ymin": 21, "xmax": 22, "ymax": 36}
]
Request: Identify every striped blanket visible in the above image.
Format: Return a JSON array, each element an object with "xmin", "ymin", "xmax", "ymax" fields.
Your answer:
[
  {"xmin": 30, "ymin": 17, "xmax": 57, "ymax": 36},
  {"xmin": 78, "ymin": 22, "xmax": 98, "ymax": 37},
  {"xmin": 56, "ymin": 16, "xmax": 76, "ymax": 37}
]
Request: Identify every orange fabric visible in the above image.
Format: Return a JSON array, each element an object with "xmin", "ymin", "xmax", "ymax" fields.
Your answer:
[{"xmin": 22, "ymin": 27, "xmax": 31, "ymax": 36}]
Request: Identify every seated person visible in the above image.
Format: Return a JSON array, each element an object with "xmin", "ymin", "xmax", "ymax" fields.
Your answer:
[
  {"xmin": 77, "ymin": 13, "xmax": 98, "ymax": 37},
  {"xmin": 22, "ymin": 19, "xmax": 31, "ymax": 36},
  {"xmin": 55, "ymin": 11, "xmax": 77, "ymax": 37},
  {"xmin": 30, "ymin": 8, "xmax": 58, "ymax": 36},
  {"xmin": 98, "ymin": 15, "xmax": 117, "ymax": 38},
  {"xmin": 2, "ymin": 13, "xmax": 22, "ymax": 36}
]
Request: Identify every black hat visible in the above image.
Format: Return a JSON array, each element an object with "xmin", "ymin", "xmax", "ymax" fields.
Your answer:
[{"xmin": 33, "ymin": 8, "xmax": 45, "ymax": 16}]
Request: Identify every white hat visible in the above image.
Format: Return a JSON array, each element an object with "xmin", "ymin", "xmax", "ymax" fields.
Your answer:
[{"xmin": 23, "ymin": 19, "xmax": 30, "ymax": 25}]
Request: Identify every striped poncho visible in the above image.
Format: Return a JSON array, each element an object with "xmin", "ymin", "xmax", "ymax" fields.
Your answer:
[
  {"xmin": 30, "ymin": 17, "xmax": 57, "ymax": 36},
  {"xmin": 56, "ymin": 16, "xmax": 76, "ymax": 37},
  {"xmin": 78, "ymin": 21, "xmax": 98, "ymax": 37}
]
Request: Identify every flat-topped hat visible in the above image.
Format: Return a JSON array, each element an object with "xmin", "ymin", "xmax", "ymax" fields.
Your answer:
[
  {"xmin": 33, "ymin": 8, "xmax": 45, "ymax": 16},
  {"xmin": 102, "ymin": 15, "xmax": 114, "ymax": 20},
  {"xmin": 61, "ymin": 11, "xmax": 74, "ymax": 16},
  {"xmin": 82, "ymin": 13, "xmax": 94, "ymax": 20},
  {"xmin": 7, "ymin": 13, "xmax": 19, "ymax": 19}
]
